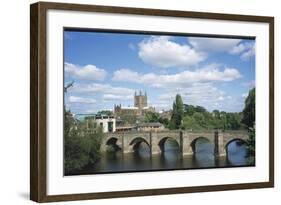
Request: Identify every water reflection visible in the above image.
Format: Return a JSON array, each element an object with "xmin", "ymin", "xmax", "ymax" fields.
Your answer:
[{"xmin": 72, "ymin": 138, "xmax": 252, "ymax": 175}]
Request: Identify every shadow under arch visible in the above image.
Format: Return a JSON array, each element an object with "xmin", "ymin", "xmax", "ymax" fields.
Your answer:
[
  {"xmin": 225, "ymin": 138, "xmax": 247, "ymax": 154},
  {"xmin": 190, "ymin": 136, "xmax": 212, "ymax": 154},
  {"xmin": 225, "ymin": 138, "xmax": 247, "ymax": 165},
  {"xmin": 106, "ymin": 137, "xmax": 121, "ymax": 151},
  {"xmin": 158, "ymin": 137, "xmax": 180, "ymax": 153},
  {"xmin": 129, "ymin": 137, "xmax": 150, "ymax": 152}
]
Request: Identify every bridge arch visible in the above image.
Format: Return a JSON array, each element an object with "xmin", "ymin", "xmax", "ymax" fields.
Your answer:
[
  {"xmin": 225, "ymin": 138, "xmax": 247, "ymax": 153},
  {"xmin": 129, "ymin": 137, "xmax": 150, "ymax": 152},
  {"xmin": 190, "ymin": 136, "xmax": 213, "ymax": 154},
  {"xmin": 158, "ymin": 137, "xmax": 180, "ymax": 153},
  {"xmin": 105, "ymin": 137, "xmax": 121, "ymax": 151}
]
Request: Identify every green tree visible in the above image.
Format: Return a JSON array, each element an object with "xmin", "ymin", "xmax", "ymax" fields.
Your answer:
[
  {"xmin": 158, "ymin": 117, "xmax": 170, "ymax": 128},
  {"xmin": 241, "ymin": 88, "xmax": 255, "ymax": 128},
  {"xmin": 194, "ymin": 106, "xmax": 207, "ymax": 113},
  {"xmin": 184, "ymin": 104, "xmax": 196, "ymax": 116},
  {"xmin": 182, "ymin": 115, "xmax": 201, "ymax": 130},
  {"xmin": 119, "ymin": 113, "xmax": 137, "ymax": 124},
  {"xmin": 97, "ymin": 110, "xmax": 113, "ymax": 116},
  {"xmin": 212, "ymin": 110, "xmax": 220, "ymax": 119},
  {"xmin": 169, "ymin": 94, "xmax": 184, "ymax": 129},
  {"xmin": 246, "ymin": 127, "xmax": 255, "ymax": 165},
  {"xmin": 193, "ymin": 112, "xmax": 206, "ymax": 128},
  {"xmin": 144, "ymin": 111, "xmax": 160, "ymax": 122},
  {"xmin": 64, "ymin": 111, "xmax": 104, "ymax": 174}
]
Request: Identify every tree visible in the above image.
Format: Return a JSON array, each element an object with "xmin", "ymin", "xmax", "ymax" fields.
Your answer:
[
  {"xmin": 159, "ymin": 117, "xmax": 170, "ymax": 128},
  {"xmin": 241, "ymin": 88, "xmax": 255, "ymax": 128},
  {"xmin": 169, "ymin": 94, "xmax": 184, "ymax": 129},
  {"xmin": 144, "ymin": 111, "xmax": 160, "ymax": 122},
  {"xmin": 119, "ymin": 113, "xmax": 137, "ymax": 124},
  {"xmin": 182, "ymin": 116, "xmax": 201, "ymax": 130},
  {"xmin": 193, "ymin": 112, "xmax": 206, "ymax": 128},
  {"xmin": 194, "ymin": 106, "xmax": 207, "ymax": 113},
  {"xmin": 184, "ymin": 104, "xmax": 196, "ymax": 116},
  {"xmin": 212, "ymin": 110, "xmax": 220, "ymax": 119},
  {"xmin": 64, "ymin": 111, "xmax": 104, "ymax": 174},
  {"xmin": 246, "ymin": 127, "xmax": 255, "ymax": 165},
  {"xmin": 97, "ymin": 110, "xmax": 113, "ymax": 116}
]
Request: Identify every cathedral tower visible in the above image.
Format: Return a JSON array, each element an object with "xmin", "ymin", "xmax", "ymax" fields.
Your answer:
[{"xmin": 134, "ymin": 90, "xmax": 147, "ymax": 110}]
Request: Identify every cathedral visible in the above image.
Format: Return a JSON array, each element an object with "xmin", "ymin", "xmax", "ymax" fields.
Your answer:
[{"xmin": 114, "ymin": 90, "xmax": 155, "ymax": 117}]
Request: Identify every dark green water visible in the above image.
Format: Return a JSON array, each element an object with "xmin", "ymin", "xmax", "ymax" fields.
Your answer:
[{"xmin": 72, "ymin": 138, "xmax": 253, "ymax": 175}]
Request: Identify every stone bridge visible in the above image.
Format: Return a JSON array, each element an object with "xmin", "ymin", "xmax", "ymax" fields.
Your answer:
[{"xmin": 101, "ymin": 130, "xmax": 249, "ymax": 157}]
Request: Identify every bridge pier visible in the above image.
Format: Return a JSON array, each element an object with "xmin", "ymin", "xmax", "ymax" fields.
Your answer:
[
  {"xmin": 214, "ymin": 131, "xmax": 226, "ymax": 157},
  {"xmin": 180, "ymin": 132, "xmax": 193, "ymax": 155},
  {"xmin": 122, "ymin": 133, "xmax": 134, "ymax": 153},
  {"xmin": 150, "ymin": 132, "xmax": 161, "ymax": 155}
]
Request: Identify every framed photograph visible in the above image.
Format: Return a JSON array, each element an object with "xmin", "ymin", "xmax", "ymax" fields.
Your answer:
[{"xmin": 30, "ymin": 1, "xmax": 274, "ymax": 202}]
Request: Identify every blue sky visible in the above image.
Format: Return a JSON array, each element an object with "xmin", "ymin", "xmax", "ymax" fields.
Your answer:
[{"xmin": 64, "ymin": 30, "xmax": 255, "ymax": 114}]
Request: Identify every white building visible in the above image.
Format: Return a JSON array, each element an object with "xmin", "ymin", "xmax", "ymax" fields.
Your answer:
[
  {"xmin": 85, "ymin": 115, "xmax": 116, "ymax": 133},
  {"xmin": 95, "ymin": 115, "xmax": 116, "ymax": 133}
]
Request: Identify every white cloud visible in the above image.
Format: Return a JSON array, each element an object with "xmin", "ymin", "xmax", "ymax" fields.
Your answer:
[
  {"xmin": 112, "ymin": 65, "xmax": 242, "ymax": 87},
  {"xmin": 240, "ymin": 44, "xmax": 255, "ymax": 60},
  {"xmin": 68, "ymin": 96, "xmax": 96, "ymax": 104},
  {"xmin": 138, "ymin": 36, "xmax": 206, "ymax": 68},
  {"xmin": 103, "ymin": 94, "xmax": 133, "ymax": 101},
  {"xmin": 153, "ymin": 82, "xmax": 236, "ymax": 112},
  {"xmin": 188, "ymin": 37, "xmax": 241, "ymax": 52},
  {"xmin": 230, "ymin": 42, "xmax": 255, "ymax": 60},
  {"xmin": 242, "ymin": 80, "xmax": 255, "ymax": 88},
  {"xmin": 128, "ymin": 43, "xmax": 135, "ymax": 50},
  {"xmin": 242, "ymin": 93, "xmax": 248, "ymax": 98},
  {"xmin": 229, "ymin": 43, "xmax": 247, "ymax": 54},
  {"xmin": 65, "ymin": 62, "xmax": 107, "ymax": 81},
  {"xmin": 72, "ymin": 83, "xmax": 135, "ymax": 96}
]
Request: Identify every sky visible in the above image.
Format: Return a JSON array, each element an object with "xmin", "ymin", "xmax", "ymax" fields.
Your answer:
[{"xmin": 64, "ymin": 30, "xmax": 255, "ymax": 114}]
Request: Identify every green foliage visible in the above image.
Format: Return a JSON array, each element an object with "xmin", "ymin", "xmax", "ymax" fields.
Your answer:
[
  {"xmin": 64, "ymin": 110, "xmax": 104, "ymax": 174},
  {"xmin": 184, "ymin": 104, "xmax": 196, "ymax": 116},
  {"xmin": 240, "ymin": 88, "xmax": 256, "ymax": 164},
  {"xmin": 193, "ymin": 112, "xmax": 206, "ymax": 127},
  {"xmin": 97, "ymin": 110, "xmax": 113, "ymax": 116},
  {"xmin": 158, "ymin": 117, "xmax": 170, "ymax": 128},
  {"xmin": 119, "ymin": 113, "xmax": 137, "ymax": 124},
  {"xmin": 241, "ymin": 88, "xmax": 255, "ymax": 128},
  {"xmin": 181, "ymin": 116, "xmax": 201, "ymax": 130},
  {"xmin": 169, "ymin": 94, "xmax": 184, "ymax": 129},
  {"xmin": 246, "ymin": 128, "xmax": 255, "ymax": 165},
  {"xmin": 194, "ymin": 106, "xmax": 207, "ymax": 113},
  {"xmin": 180, "ymin": 104, "xmax": 243, "ymax": 131},
  {"xmin": 144, "ymin": 111, "xmax": 160, "ymax": 122}
]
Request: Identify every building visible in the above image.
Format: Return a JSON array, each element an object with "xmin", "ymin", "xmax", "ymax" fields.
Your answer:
[
  {"xmin": 137, "ymin": 122, "xmax": 165, "ymax": 132},
  {"xmin": 85, "ymin": 115, "xmax": 116, "ymax": 133},
  {"xmin": 134, "ymin": 90, "xmax": 148, "ymax": 111},
  {"xmin": 114, "ymin": 90, "xmax": 155, "ymax": 118}
]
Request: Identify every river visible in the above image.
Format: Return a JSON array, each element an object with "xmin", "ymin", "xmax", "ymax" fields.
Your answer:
[{"xmin": 70, "ymin": 138, "xmax": 253, "ymax": 175}]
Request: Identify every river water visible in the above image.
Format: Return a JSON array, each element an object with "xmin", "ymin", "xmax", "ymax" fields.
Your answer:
[{"xmin": 71, "ymin": 138, "xmax": 253, "ymax": 175}]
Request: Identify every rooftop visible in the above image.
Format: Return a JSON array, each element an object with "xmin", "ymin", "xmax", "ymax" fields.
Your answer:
[{"xmin": 138, "ymin": 122, "xmax": 163, "ymax": 127}]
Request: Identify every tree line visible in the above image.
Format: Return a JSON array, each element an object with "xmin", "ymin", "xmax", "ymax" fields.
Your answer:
[{"xmin": 145, "ymin": 89, "xmax": 255, "ymax": 131}]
